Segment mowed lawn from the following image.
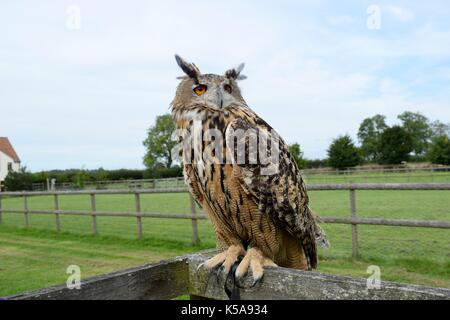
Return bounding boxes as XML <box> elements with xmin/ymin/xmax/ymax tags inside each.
<box><xmin>0</xmin><ymin>180</ymin><xmax>449</xmax><ymax>296</ymax></box>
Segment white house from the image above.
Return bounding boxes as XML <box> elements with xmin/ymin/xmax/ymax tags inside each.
<box><xmin>0</xmin><ymin>137</ymin><xmax>21</xmax><ymax>183</ymax></box>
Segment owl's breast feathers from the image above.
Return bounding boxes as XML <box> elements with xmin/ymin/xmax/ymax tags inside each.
<box><xmin>174</xmin><ymin>105</ymin><xmax>325</xmax><ymax>269</ymax></box>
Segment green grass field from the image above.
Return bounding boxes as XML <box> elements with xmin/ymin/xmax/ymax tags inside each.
<box><xmin>1</xmin><ymin>175</ymin><xmax>449</xmax><ymax>296</ymax></box>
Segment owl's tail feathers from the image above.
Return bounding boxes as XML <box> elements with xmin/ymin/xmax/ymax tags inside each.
<box><xmin>301</xmin><ymin>230</ymin><xmax>318</xmax><ymax>270</ymax></box>
<box><xmin>314</xmin><ymin>223</ymin><xmax>330</xmax><ymax>249</ymax></box>
<box><xmin>301</xmin><ymin>209</ymin><xmax>330</xmax><ymax>270</ymax></box>
<box><xmin>311</xmin><ymin>210</ymin><xmax>330</xmax><ymax>249</ymax></box>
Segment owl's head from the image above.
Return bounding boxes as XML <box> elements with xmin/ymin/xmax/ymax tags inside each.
<box><xmin>172</xmin><ymin>55</ymin><xmax>247</xmax><ymax>111</ymax></box>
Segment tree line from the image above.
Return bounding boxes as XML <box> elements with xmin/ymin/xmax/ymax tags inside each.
<box><xmin>143</xmin><ymin>112</ymin><xmax>450</xmax><ymax>172</ymax></box>
<box><xmin>4</xmin><ymin>111</ymin><xmax>449</xmax><ymax>191</ymax></box>
<box><xmin>2</xmin><ymin>167</ymin><xmax>183</xmax><ymax>191</ymax></box>
<box><xmin>289</xmin><ymin>111</ymin><xmax>450</xmax><ymax>169</ymax></box>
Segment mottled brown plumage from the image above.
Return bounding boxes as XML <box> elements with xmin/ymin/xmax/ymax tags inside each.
<box><xmin>171</xmin><ymin>55</ymin><xmax>328</xmax><ymax>282</ymax></box>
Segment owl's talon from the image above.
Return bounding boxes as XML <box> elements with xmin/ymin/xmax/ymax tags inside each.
<box><xmin>250</xmin><ymin>277</ymin><xmax>262</xmax><ymax>288</ymax></box>
<box><xmin>209</xmin><ymin>265</ymin><xmax>222</xmax><ymax>285</ymax></box>
<box><xmin>215</xmin><ymin>265</ymin><xmax>225</xmax><ymax>282</ymax></box>
<box><xmin>234</xmin><ymin>247</ymin><xmax>277</xmax><ymax>285</ymax></box>
<box><xmin>196</xmin><ymin>262</ymin><xmax>205</xmax><ymax>272</ymax></box>
<box><xmin>202</xmin><ymin>245</ymin><xmax>246</xmax><ymax>273</ymax></box>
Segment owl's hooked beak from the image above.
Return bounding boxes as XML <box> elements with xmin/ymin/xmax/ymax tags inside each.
<box><xmin>202</xmin><ymin>85</ymin><xmax>232</xmax><ymax>109</ymax></box>
<box><xmin>208</xmin><ymin>86</ymin><xmax>224</xmax><ymax>109</ymax></box>
<box><xmin>217</xmin><ymin>89</ymin><xmax>224</xmax><ymax>108</ymax></box>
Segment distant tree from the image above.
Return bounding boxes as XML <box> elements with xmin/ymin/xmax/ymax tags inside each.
<box><xmin>73</xmin><ymin>168</ymin><xmax>88</xmax><ymax>189</ymax></box>
<box><xmin>143</xmin><ymin>114</ymin><xmax>177</xmax><ymax>169</ymax></box>
<box><xmin>378</xmin><ymin>126</ymin><xmax>414</xmax><ymax>164</ymax></box>
<box><xmin>357</xmin><ymin>114</ymin><xmax>388</xmax><ymax>162</ymax></box>
<box><xmin>430</xmin><ymin>120</ymin><xmax>450</xmax><ymax>138</ymax></box>
<box><xmin>4</xmin><ymin>167</ymin><xmax>34</xmax><ymax>191</ymax></box>
<box><xmin>289</xmin><ymin>143</ymin><xmax>307</xmax><ymax>169</ymax></box>
<box><xmin>144</xmin><ymin>165</ymin><xmax>183</xmax><ymax>179</ymax></box>
<box><xmin>398</xmin><ymin>111</ymin><xmax>432</xmax><ymax>156</ymax></box>
<box><xmin>327</xmin><ymin>135</ymin><xmax>363</xmax><ymax>169</ymax></box>
<box><xmin>304</xmin><ymin>159</ymin><xmax>329</xmax><ymax>168</ymax></box>
<box><xmin>427</xmin><ymin>135</ymin><xmax>450</xmax><ymax>165</ymax></box>
<box><xmin>94</xmin><ymin>167</ymin><xmax>109</xmax><ymax>181</ymax></box>
<box><xmin>106</xmin><ymin>169</ymin><xmax>144</xmax><ymax>180</ymax></box>
<box><xmin>29</xmin><ymin>169</ymin><xmax>147</xmax><ymax>184</ymax></box>
<box><xmin>32</xmin><ymin>171</ymin><xmax>49</xmax><ymax>184</ymax></box>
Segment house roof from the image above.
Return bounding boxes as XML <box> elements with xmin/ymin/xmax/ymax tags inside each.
<box><xmin>0</xmin><ymin>137</ymin><xmax>21</xmax><ymax>162</ymax></box>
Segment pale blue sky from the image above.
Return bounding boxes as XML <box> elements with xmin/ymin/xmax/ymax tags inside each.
<box><xmin>1</xmin><ymin>1</ymin><xmax>449</xmax><ymax>171</ymax></box>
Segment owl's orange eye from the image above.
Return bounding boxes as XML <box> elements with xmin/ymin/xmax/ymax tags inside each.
<box><xmin>193</xmin><ymin>85</ymin><xmax>207</xmax><ymax>95</ymax></box>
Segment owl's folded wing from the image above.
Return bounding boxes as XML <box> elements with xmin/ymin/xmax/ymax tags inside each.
<box><xmin>225</xmin><ymin>117</ymin><xmax>319</xmax><ymax>268</ymax></box>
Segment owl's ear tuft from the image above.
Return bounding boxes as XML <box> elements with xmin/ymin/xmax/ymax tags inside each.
<box><xmin>174</xmin><ymin>54</ymin><xmax>200</xmax><ymax>82</ymax></box>
<box><xmin>225</xmin><ymin>63</ymin><xmax>247</xmax><ymax>80</ymax></box>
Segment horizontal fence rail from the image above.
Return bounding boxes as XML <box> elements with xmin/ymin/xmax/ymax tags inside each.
<box><xmin>307</xmin><ymin>183</ymin><xmax>450</xmax><ymax>190</ymax></box>
<box><xmin>31</xmin><ymin>177</ymin><xmax>187</xmax><ymax>192</ymax></box>
<box><xmin>321</xmin><ymin>217</ymin><xmax>450</xmax><ymax>228</ymax></box>
<box><xmin>0</xmin><ymin>183</ymin><xmax>449</xmax><ymax>253</ymax></box>
<box><xmin>301</xmin><ymin>165</ymin><xmax>450</xmax><ymax>175</ymax></box>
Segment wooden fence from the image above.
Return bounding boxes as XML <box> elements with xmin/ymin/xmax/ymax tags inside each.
<box><xmin>0</xmin><ymin>188</ymin><xmax>202</xmax><ymax>245</ymax></box>
<box><xmin>0</xmin><ymin>183</ymin><xmax>449</xmax><ymax>255</ymax></box>
<box><xmin>7</xmin><ymin>252</ymin><xmax>450</xmax><ymax>300</ymax></box>
<box><xmin>302</xmin><ymin>165</ymin><xmax>450</xmax><ymax>175</ymax></box>
<box><xmin>31</xmin><ymin>177</ymin><xmax>186</xmax><ymax>192</ymax></box>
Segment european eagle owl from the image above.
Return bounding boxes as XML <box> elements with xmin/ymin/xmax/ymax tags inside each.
<box><xmin>171</xmin><ymin>55</ymin><xmax>328</xmax><ymax>284</ymax></box>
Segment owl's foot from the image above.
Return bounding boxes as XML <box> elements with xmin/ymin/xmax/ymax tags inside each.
<box><xmin>235</xmin><ymin>247</ymin><xmax>277</xmax><ymax>286</ymax></box>
<box><xmin>201</xmin><ymin>244</ymin><xmax>246</xmax><ymax>274</ymax></box>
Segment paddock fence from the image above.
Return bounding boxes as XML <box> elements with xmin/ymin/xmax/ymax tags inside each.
<box><xmin>31</xmin><ymin>177</ymin><xmax>187</xmax><ymax>192</ymax></box>
<box><xmin>301</xmin><ymin>165</ymin><xmax>450</xmax><ymax>175</ymax></box>
<box><xmin>0</xmin><ymin>183</ymin><xmax>449</xmax><ymax>256</ymax></box>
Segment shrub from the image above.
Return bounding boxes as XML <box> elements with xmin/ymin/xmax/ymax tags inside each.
<box><xmin>428</xmin><ymin>135</ymin><xmax>450</xmax><ymax>165</ymax></box>
<box><xmin>327</xmin><ymin>135</ymin><xmax>363</xmax><ymax>169</ymax></box>
<box><xmin>378</xmin><ymin>126</ymin><xmax>414</xmax><ymax>164</ymax></box>
<box><xmin>4</xmin><ymin>167</ymin><xmax>34</xmax><ymax>191</ymax></box>
<box><xmin>144</xmin><ymin>166</ymin><xmax>183</xmax><ymax>179</ymax></box>
<box><xmin>303</xmin><ymin>159</ymin><xmax>329</xmax><ymax>169</ymax></box>
<box><xmin>289</xmin><ymin>143</ymin><xmax>307</xmax><ymax>169</ymax></box>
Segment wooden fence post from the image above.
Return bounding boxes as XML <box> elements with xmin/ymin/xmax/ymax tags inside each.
<box><xmin>190</xmin><ymin>194</ymin><xmax>200</xmax><ymax>246</ymax></box>
<box><xmin>0</xmin><ymin>195</ymin><xmax>3</xmax><ymax>224</ymax></box>
<box><xmin>135</xmin><ymin>193</ymin><xmax>143</xmax><ymax>240</ymax></box>
<box><xmin>90</xmin><ymin>193</ymin><xmax>98</xmax><ymax>235</ymax></box>
<box><xmin>350</xmin><ymin>188</ymin><xmax>358</xmax><ymax>258</ymax></box>
<box><xmin>54</xmin><ymin>194</ymin><xmax>61</xmax><ymax>232</ymax></box>
<box><xmin>24</xmin><ymin>194</ymin><xmax>29</xmax><ymax>227</ymax></box>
